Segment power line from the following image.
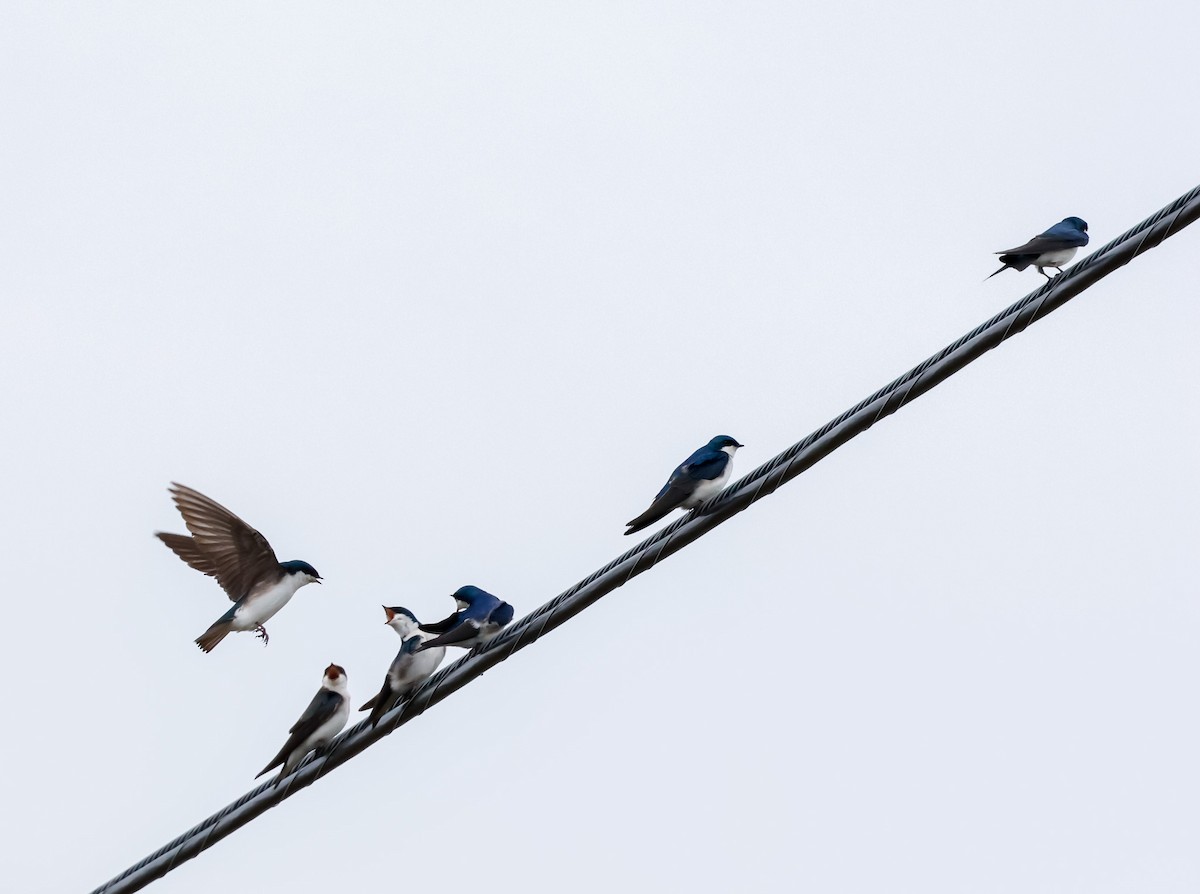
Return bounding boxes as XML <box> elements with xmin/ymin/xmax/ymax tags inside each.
<box><xmin>89</xmin><ymin>183</ymin><xmax>1200</xmax><ymax>894</ymax></box>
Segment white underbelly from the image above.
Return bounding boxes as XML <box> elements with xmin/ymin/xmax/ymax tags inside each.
<box><xmin>392</xmin><ymin>646</ymin><xmax>445</xmax><ymax>689</ymax></box>
<box><xmin>683</xmin><ymin>467</ymin><xmax>731</xmax><ymax>509</ymax></box>
<box><xmin>232</xmin><ymin>578</ymin><xmax>299</xmax><ymax>630</ymax></box>
<box><xmin>285</xmin><ymin>703</ymin><xmax>349</xmax><ymax>772</ymax></box>
<box><xmin>1036</xmin><ymin>247</ymin><xmax>1077</xmax><ymax>267</ymax></box>
<box><xmin>478</xmin><ymin>623</ymin><xmax>504</xmax><ymax>642</ymax></box>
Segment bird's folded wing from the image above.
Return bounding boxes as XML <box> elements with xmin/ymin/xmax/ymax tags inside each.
<box><xmin>420</xmin><ymin>619</ymin><xmax>483</xmax><ymax>649</ymax></box>
<box><xmin>682</xmin><ymin>451</ymin><xmax>730</xmax><ymax>481</ymax></box>
<box><xmin>489</xmin><ymin>602</ymin><xmax>515</xmax><ymax>628</ymax></box>
<box><xmin>626</xmin><ymin>484</ymin><xmax>690</xmax><ymax>532</ymax></box>
<box><xmin>257</xmin><ymin>688</ymin><xmax>344</xmax><ymax>777</ymax></box>
<box><xmin>287</xmin><ymin>688</ymin><xmax>344</xmax><ymax>737</ymax></box>
<box><xmin>999</xmin><ymin>232</ymin><xmax>1086</xmax><ymax>256</ymax></box>
<box><xmin>418</xmin><ymin>610</ymin><xmax>462</xmax><ymax>635</ymax></box>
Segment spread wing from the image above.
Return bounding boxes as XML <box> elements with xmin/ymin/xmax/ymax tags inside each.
<box><xmin>158</xmin><ymin>483</ymin><xmax>279</xmax><ymax>601</ymax></box>
<box><xmin>157</xmin><ymin>532</ymin><xmax>221</xmax><ymax>578</ymax></box>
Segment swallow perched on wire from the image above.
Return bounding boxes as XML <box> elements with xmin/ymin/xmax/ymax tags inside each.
<box><xmin>987</xmin><ymin>217</ymin><xmax>1089</xmax><ymax>281</ymax></box>
<box><xmin>256</xmin><ymin>663</ymin><xmax>350</xmax><ymax>781</ymax></box>
<box><xmin>156</xmin><ymin>482</ymin><xmax>323</xmax><ymax>652</ymax></box>
<box><xmin>359</xmin><ymin>606</ymin><xmax>447</xmax><ymax>727</ymax></box>
<box><xmin>624</xmin><ymin>435</ymin><xmax>743</xmax><ymax>536</ymax></box>
<box><xmin>417</xmin><ymin>586</ymin><xmax>514</xmax><ymax>653</ymax></box>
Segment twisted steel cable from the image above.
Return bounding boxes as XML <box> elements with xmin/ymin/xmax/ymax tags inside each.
<box><xmin>90</xmin><ymin>182</ymin><xmax>1200</xmax><ymax>894</ymax></box>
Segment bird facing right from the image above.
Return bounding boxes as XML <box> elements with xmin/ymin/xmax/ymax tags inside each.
<box><xmin>256</xmin><ymin>663</ymin><xmax>350</xmax><ymax>781</ymax></box>
<box><xmin>987</xmin><ymin>216</ymin><xmax>1089</xmax><ymax>281</ymax></box>
<box><xmin>624</xmin><ymin>435</ymin><xmax>743</xmax><ymax>536</ymax></box>
<box><xmin>417</xmin><ymin>586</ymin><xmax>515</xmax><ymax>653</ymax></box>
<box><xmin>155</xmin><ymin>483</ymin><xmax>323</xmax><ymax>652</ymax></box>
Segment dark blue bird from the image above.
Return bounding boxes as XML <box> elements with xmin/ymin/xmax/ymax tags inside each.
<box><xmin>417</xmin><ymin>586</ymin><xmax>515</xmax><ymax>653</ymax></box>
<box><xmin>624</xmin><ymin>435</ymin><xmax>743</xmax><ymax>536</ymax></box>
<box><xmin>988</xmin><ymin>216</ymin><xmax>1089</xmax><ymax>281</ymax></box>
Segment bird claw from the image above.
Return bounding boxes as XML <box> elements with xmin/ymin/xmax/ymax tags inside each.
<box><xmin>255</xmin><ymin>625</ymin><xmax>270</xmax><ymax>646</ymax></box>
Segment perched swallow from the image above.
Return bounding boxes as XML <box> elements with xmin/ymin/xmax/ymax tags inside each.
<box><xmin>359</xmin><ymin>606</ymin><xmax>447</xmax><ymax>727</ymax></box>
<box><xmin>256</xmin><ymin>663</ymin><xmax>350</xmax><ymax>780</ymax></box>
<box><xmin>417</xmin><ymin>586</ymin><xmax>515</xmax><ymax>652</ymax></box>
<box><xmin>156</xmin><ymin>482</ymin><xmax>323</xmax><ymax>652</ymax></box>
<box><xmin>625</xmin><ymin>435</ymin><xmax>743</xmax><ymax>535</ymax></box>
<box><xmin>987</xmin><ymin>217</ymin><xmax>1089</xmax><ymax>281</ymax></box>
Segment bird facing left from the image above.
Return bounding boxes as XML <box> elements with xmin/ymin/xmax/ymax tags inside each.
<box><xmin>155</xmin><ymin>482</ymin><xmax>323</xmax><ymax>652</ymax></box>
<box><xmin>359</xmin><ymin>606</ymin><xmax>447</xmax><ymax>728</ymax></box>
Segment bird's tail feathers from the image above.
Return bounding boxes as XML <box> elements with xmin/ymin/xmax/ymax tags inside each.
<box><xmin>195</xmin><ymin>620</ymin><xmax>231</xmax><ymax>653</ymax></box>
<box><xmin>255</xmin><ymin>755</ymin><xmax>284</xmax><ymax>779</ymax></box>
<box><xmin>371</xmin><ymin>684</ymin><xmax>419</xmax><ymax>727</ymax></box>
<box><xmin>367</xmin><ymin>693</ymin><xmax>397</xmax><ymax>728</ymax></box>
<box><xmin>985</xmin><ymin>263</ymin><xmax>1008</xmax><ymax>280</ymax></box>
<box><xmin>361</xmin><ymin>686</ymin><xmax>401</xmax><ymax>726</ymax></box>
<box><xmin>624</xmin><ymin>507</ymin><xmax>667</xmax><ymax>536</ymax></box>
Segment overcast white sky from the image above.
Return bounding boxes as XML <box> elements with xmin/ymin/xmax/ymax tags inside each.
<box><xmin>3</xmin><ymin>3</ymin><xmax>1199</xmax><ymax>892</ymax></box>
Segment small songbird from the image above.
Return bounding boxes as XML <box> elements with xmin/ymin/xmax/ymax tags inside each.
<box><xmin>256</xmin><ymin>663</ymin><xmax>350</xmax><ymax>780</ymax></box>
<box><xmin>625</xmin><ymin>435</ymin><xmax>743</xmax><ymax>536</ymax></box>
<box><xmin>987</xmin><ymin>217</ymin><xmax>1089</xmax><ymax>281</ymax></box>
<box><xmin>359</xmin><ymin>606</ymin><xmax>447</xmax><ymax>727</ymax></box>
<box><xmin>156</xmin><ymin>482</ymin><xmax>323</xmax><ymax>652</ymax></box>
<box><xmin>417</xmin><ymin>586</ymin><xmax>515</xmax><ymax>652</ymax></box>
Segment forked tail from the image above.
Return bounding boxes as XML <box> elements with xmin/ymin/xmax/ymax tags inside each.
<box><xmin>195</xmin><ymin>620</ymin><xmax>231</xmax><ymax>653</ymax></box>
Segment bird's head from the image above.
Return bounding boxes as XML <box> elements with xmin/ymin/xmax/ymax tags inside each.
<box><xmin>1063</xmin><ymin>217</ymin><xmax>1088</xmax><ymax>232</ymax></box>
<box><xmin>280</xmin><ymin>560</ymin><xmax>322</xmax><ymax>586</ymax></box>
<box><xmin>451</xmin><ymin>585</ymin><xmax>488</xmax><ymax>609</ymax></box>
<box><xmin>383</xmin><ymin>605</ymin><xmax>419</xmax><ymax>635</ymax></box>
<box><xmin>323</xmin><ymin>663</ymin><xmax>348</xmax><ymax>690</ymax></box>
<box><xmin>707</xmin><ymin>435</ymin><xmax>744</xmax><ymax>454</ymax></box>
